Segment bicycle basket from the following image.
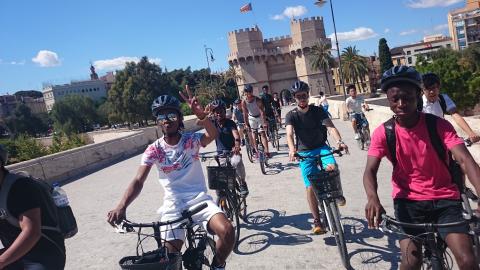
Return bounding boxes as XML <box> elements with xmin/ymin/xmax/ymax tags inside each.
<box><xmin>307</xmin><ymin>169</ymin><xmax>343</xmax><ymax>200</ymax></box>
<box><xmin>207</xmin><ymin>166</ymin><xmax>236</xmax><ymax>190</ymax></box>
<box><xmin>119</xmin><ymin>251</ymin><xmax>181</xmax><ymax>270</ymax></box>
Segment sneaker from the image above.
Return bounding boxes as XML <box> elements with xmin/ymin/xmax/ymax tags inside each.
<box><xmin>211</xmin><ymin>262</ymin><xmax>226</xmax><ymax>270</ymax></box>
<box><xmin>337</xmin><ymin>196</ymin><xmax>346</xmax><ymax>207</ymax></box>
<box><xmin>239</xmin><ymin>184</ymin><xmax>249</xmax><ymax>197</ymax></box>
<box><xmin>312</xmin><ymin>218</ymin><xmax>327</xmax><ymax>235</ymax></box>
<box><xmin>354</xmin><ymin>133</ymin><xmax>360</xmax><ymax>140</ymax></box>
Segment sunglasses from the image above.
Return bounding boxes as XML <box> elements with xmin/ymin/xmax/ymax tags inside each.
<box><xmin>156</xmin><ymin>112</ymin><xmax>178</xmax><ymax>123</ymax></box>
<box><xmin>294</xmin><ymin>93</ymin><xmax>309</xmax><ymax>100</ymax></box>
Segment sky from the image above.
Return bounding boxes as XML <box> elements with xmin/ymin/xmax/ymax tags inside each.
<box><xmin>0</xmin><ymin>0</ymin><xmax>466</xmax><ymax>94</ymax></box>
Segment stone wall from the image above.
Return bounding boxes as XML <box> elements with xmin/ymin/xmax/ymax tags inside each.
<box><xmin>6</xmin><ymin>115</ymin><xmax>201</xmax><ymax>184</ymax></box>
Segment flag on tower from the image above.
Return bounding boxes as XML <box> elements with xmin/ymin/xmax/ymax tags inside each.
<box><xmin>240</xmin><ymin>3</ymin><xmax>252</xmax><ymax>13</ymax></box>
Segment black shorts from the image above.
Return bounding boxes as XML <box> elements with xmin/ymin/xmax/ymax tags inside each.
<box><xmin>393</xmin><ymin>199</ymin><xmax>468</xmax><ymax>240</ymax></box>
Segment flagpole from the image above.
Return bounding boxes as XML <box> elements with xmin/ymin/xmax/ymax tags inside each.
<box><xmin>250</xmin><ymin>3</ymin><xmax>258</xmax><ymax>27</ymax></box>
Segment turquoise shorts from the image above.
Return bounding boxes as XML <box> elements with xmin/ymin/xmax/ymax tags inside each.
<box><xmin>298</xmin><ymin>145</ymin><xmax>336</xmax><ymax>188</ymax></box>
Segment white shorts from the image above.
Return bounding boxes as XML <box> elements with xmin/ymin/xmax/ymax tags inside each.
<box><xmin>248</xmin><ymin>115</ymin><xmax>265</xmax><ymax>132</ymax></box>
<box><xmin>159</xmin><ymin>195</ymin><xmax>223</xmax><ymax>242</ymax></box>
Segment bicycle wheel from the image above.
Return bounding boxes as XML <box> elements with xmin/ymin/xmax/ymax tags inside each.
<box><xmin>219</xmin><ymin>195</ymin><xmax>241</xmax><ymax>246</ymax></box>
<box><xmin>362</xmin><ymin>127</ymin><xmax>371</xmax><ymax>148</ymax></box>
<box><xmin>235</xmin><ymin>183</ymin><xmax>248</xmax><ymax>222</ymax></box>
<box><xmin>326</xmin><ymin>200</ymin><xmax>349</xmax><ymax>268</ymax></box>
<box><xmin>274</xmin><ymin>126</ymin><xmax>280</xmax><ymax>151</ymax></box>
<box><xmin>201</xmin><ymin>236</ymin><xmax>216</xmax><ymax>270</ymax></box>
<box><xmin>245</xmin><ymin>137</ymin><xmax>254</xmax><ymax>163</ymax></box>
<box><xmin>259</xmin><ymin>151</ymin><xmax>267</xmax><ymax>175</ymax></box>
<box><xmin>183</xmin><ymin>234</ymin><xmax>216</xmax><ymax>270</ymax></box>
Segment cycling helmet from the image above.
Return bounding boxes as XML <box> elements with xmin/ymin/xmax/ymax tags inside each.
<box><xmin>422</xmin><ymin>72</ymin><xmax>441</xmax><ymax>88</ymax></box>
<box><xmin>244</xmin><ymin>84</ymin><xmax>253</xmax><ymax>93</ymax></box>
<box><xmin>290</xmin><ymin>80</ymin><xmax>309</xmax><ymax>94</ymax></box>
<box><xmin>0</xmin><ymin>144</ymin><xmax>8</xmax><ymax>166</ymax></box>
<box><xmin>151</xmin><ymin>95</ymin><xmax>181</xmax><ymax>117</ymax></box>
<box><xmin>234</xmin><ymin>98</ymin><xmax>241</xmax><ymax>104</ymax></box>
<box><xmin>380</xmin><ymin>65</ymin><xmax>422</xmax><ymax>92</ymax></box>
<box><xmin>210</xmin><ymin>99</ymin><xmax>226</xmax><ymax>110</ymax></box>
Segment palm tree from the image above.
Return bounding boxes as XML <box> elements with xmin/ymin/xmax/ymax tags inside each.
<box><xmin>341</xmin><ymin>46</ymin><xmax>369</xmax><ymax>92</ymax></box>
<box><xmin>309</xmin><ymin>41</ymin><xmax>335</xmax><ymax>94</ymax></box>
<box><xmin>223</xmin><ymin>66</ymin><xmax>243</xmax><ymax>98</ymax></box>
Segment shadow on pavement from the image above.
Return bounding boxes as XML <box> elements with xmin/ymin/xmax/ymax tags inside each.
<box><xmin>234</xmin><ymin>209</ymin><xmax>313</xmax><ymax>255</ymax></box>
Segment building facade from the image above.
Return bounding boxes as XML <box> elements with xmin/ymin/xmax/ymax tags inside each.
<box><xmin>331</xmin><ymin>55</ymin><xmax>380</xmax><ymax>94</ymax></box>
<box><xmin>390</xmin><ymin>35</ymin><xmax>454</xmax><ymax>67</ymax></box>
<box><xmin>227</xmin><ymin>17</ymin><xmax>335</xmax><ymax>97</ymax></box>
<box><xmin>448</xmin><ymin>0</ymin><xmax>480</xmax><ymax>50</ymax></box>
<box><xmin>0</xmin><ymin>95</ymin><xmax>46</xmax><ymax>118</ymax></box>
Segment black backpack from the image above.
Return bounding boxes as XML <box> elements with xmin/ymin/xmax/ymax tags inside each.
<box><xmin>384</xmin><ymin>113</ymin><xmax>464</xmax><ymax>189</ymax></box>
<box><xmin>0</xmin><ymin>172</ymin><xmax>78</xmax><ymax>240</ymax></box>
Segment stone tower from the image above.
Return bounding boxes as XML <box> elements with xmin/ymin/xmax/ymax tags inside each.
<box><xmin>227</xmin><ymin>16</ymin><xmax>335</xmax><ymax>97</ymax></box>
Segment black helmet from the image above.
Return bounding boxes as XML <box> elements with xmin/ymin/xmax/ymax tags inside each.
<box><xmin>380</xmin><ymin>66</ymin><xmax>422</xmax><ymax>92</ymax></box>
<box><xmin>0</xmin><ymin>144</ymin><xmax>8</xmax><ymax>166</ymax></box>
<box><xmin>291</xmin><ymin>80</ymin><xmax>309</xmax><ymax>94</ymax></box>
<box><xmin>234</xmin><ymin>98</ymin><xmax>241</xmax><ymax>104</ymax></box>
<box><xmin>244</xmin><ymin>84</ymin><xmax>253</xmax><ymax>92</ymax></box>
<box><xmin>210</xmin><ymin>99</ymin><xmax>226</xmax><ymax>110</ymax></box>
<box><xmin>422</xmin><ymin>72</ymin><xmax>441</xmax><ymax>88</ymax></box>
<box><xmin>151</xmin><ymin>95</ymin><xmax>181</xmax><ymax>117</ymax></box>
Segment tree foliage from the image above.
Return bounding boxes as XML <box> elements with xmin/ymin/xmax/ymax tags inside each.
<box><xmin>6</xmin><ymin>103</ymin><xmax>48</xmax><ymax>137</ymax></box>
<box><xmin>50</xmin><ymin>95</ymin><xmax>98</xmax><ymax>134</ymax></box>
<box><xmin>378</xmin><ymin>38</ymin><xmax>394</xmax><ymax>74</ymax></box>
<box><xmin>341</xmin><ymin>46</ymin><xmax>369</xmax><ymax>92</ymax></box>
<box><xmin>416</xmin><ymin>46</ymin><xmax>480</xmax><ymax>111</ymax></box>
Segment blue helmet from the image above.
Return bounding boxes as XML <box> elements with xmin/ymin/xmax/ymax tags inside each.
<box><xmin>151</xmin><ymin>95</ymin><xmax>181</xmax><ymax>117</ymax></box>
<box><xmin>380</xmin><ymin>66</ymin><xmax>422</xmax><ymax>92</ymax></box>
<box><xmin>210</xmin><ymin>99</ymin><xmax>226</xmax><ymax>110</ymax></box>
<box><xmin>244</xmin><ymin>84</ymin><xmax>253</xmax><ymax>92</ymax></box>
<box><xmin>290</xmin><ymin>80</ymin><xmax>309</xmax><ymax>94</ymax></box>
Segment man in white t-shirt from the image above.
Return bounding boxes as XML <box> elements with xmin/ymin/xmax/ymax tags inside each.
<box><xmin>345</xmin><ymin>85</ymin><xmax>370</xmax><ymax>140</ymax></box>
<box><xmin>107</xmin><ymin>86</ymin><xmax>233</xmax><ymax>270</ymax></box>
<box><xmin>422</xmin><ymin>72</ymin><xmax>480</xmax><ymax>143</ymax></box>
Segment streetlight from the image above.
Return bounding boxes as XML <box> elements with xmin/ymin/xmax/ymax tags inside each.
<box><xmin>314</xmin><ymin>0</ymin><xmax>347</xmax><ymax>101</ymax></box>
<box><xmin>204</xmin><ymin>45</ymin><xmax>215</xmax><ymax>82</ymax></box>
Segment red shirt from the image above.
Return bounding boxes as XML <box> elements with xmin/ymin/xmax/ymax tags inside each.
<box><xmin>368</xmin><ymin>113</ymin><xmax>464</xmax><ymax>200</ymax></box>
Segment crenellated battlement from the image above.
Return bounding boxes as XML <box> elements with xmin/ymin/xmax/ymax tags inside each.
<box><xmin>290</xmin><ymin>16</ymin><xmax>323</xmax><ymax>24</ymax></box>
<box><xmin>228</xmin><ymin>26</ymin><xmax>261</xmax><ymax>36</ymax></box>
<box><xmin>263</xmin><ymin>35</ymin><xmax>292</xmax><ymax>43</ymax></box>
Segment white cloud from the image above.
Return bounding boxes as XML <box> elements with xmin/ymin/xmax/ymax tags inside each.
<box><xmin>94</xmin><ymin>56</ymin><xmax>162</xmax><ymax>70</ymax></box>
<box><xmin>10</xmin><ymin>60</ymin><xmax>25</xmax><ymax>65</ymax></box>
<box><xmin>406</xmin><ymin>0</ymin><xmax>462</xmax><ymax>8</ymax></box>
<box><xmin>384</xmin><ymin>28</ymin><xmax>391</xmax><ymax>33</ymax></box>
<box><xmin>400</xmin><ymin>29</ymin><xmax>418</xmax><ymax>36</ymax></box>
<box><xmin>32</xmin><ymin>50</ymin><xmax>61</xmax><ymax>67</ymax></box>
<box><xmin>433</xmin><ymin>23</ymin><xmax>449</xmax><ymax>31</ymax></box>
<box><xmin>271</xmin><ymin>5</ymin><xmax>307</xmax><ymax>20</ymax></box>
<box><xmin>328</xmin><ymin>27</ymin><xmax>378</xmax><ymax>42</ymax></box>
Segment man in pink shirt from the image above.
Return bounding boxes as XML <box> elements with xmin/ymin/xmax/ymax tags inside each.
<box><xmin>363</xmin><ymin>66</ymin><xmax>480</xmax><ymax>270</ymax></box>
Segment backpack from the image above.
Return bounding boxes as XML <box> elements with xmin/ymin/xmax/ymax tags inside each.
<box><xmin>0</xmin><ymin>172</ymin><xmax>78</xmax><ymax>240</ymax></box>
<box><xmin>384</xmin><ymin>113</ymin><xmax>464</xmax><ymax>189</ymax></box>
<box><xmin>438</xmin><ymin>94</ymin><xmax>448</xmax><ymax>115</ymax></box>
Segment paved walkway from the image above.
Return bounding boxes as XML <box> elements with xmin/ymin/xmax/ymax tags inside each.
<box><xmin>63</xmin><ymin>106</ymin><xmax>406</xmax><ymax>269</ymax></box>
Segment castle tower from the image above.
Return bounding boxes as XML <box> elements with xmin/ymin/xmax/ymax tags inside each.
<box><xmin>290</xmin><ymin>17</ymin><xmax>334</xmax><ymax>96</ymax></box>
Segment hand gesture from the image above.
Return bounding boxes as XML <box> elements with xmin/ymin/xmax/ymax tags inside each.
<box><xmin>179</xmin><ymin>85</ymin><xmax>207</xmax><ymax>120</ymax></box>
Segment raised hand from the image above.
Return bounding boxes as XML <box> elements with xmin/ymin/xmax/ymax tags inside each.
<box><xmin>179</xmin><ymin>85</ymin><xmax>207</xmax><ymax>120</ymax></box>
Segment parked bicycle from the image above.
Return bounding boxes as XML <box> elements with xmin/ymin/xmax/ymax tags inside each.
<box><xmin>116</xmin><ymin>202</ymin><xmax>216</xmax><ymax>270</ymax></box>
<box><xmin>295</xmin><ymin>148</ymin><xmax>350</xmax><ymax>268</ymax></box>
<box><xmin>201</xmin><ymin>152</ymin><xmax>246</xmax><ymax>246</ymax></box>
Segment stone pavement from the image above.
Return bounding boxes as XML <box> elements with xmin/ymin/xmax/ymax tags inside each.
<box><xmin>62</xmin><ymin>106</ymin><xmax>409</xmax><ymax>269</ymax></box>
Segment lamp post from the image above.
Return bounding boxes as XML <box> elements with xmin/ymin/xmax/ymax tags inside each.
<box><xmin>204</xmin><ymin>45</ymin><xmax>215</xmax><ymax>83</ymax></box>
<box><xmin>314</xmin><ymin>0</ymin><xmax>347</xmax><ymax>101</ymax></box>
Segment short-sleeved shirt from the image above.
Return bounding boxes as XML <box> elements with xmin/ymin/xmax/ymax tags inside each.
<box><xmin>261</xmin><ymin>93</ymin><xmax>275</xmax><ymax>117</ymax></box>
<box><xmin>232</xmin><ymin>107</ymin><xmax>244</xmax><ymax>123</ymax></box>
<box><xmin>0</xmin><ymin>176</ymin><xmax>65</xmax><ymax>261</ymax></box>
<box><xmin>141</xmin><ymin>132</ymin><xmax>206</xmax><ymax>203</ymax></box>
<box><xmin>346</xmin><ymin>96</ymin><xmax>364</xmax><ymax>113</ymax></box>
<box><xmin>214</xmin><ymin>119</ymin><xmax>237</xmax><ymax>152</ymax></box>
<box><xmin>368</xmin><ymin>113</ymin><xmax>464</xmax><ymax>201</ymax></box>
<box><xmin>422</xmin><ymin>94</ymin><xmax>456</xmax><ymax>118</ymax></box>
<box><xmin>285</xmin><ymin>105</ymin><xmax>329</xmax><ymax>151</ymax></box>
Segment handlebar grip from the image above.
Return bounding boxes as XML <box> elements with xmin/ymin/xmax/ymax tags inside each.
<box><xmin>182</xmin><ymin>202</ymin><xmax>208</xmax><ymax>218</ymax></box>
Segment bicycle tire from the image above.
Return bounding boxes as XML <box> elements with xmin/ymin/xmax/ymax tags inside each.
<box><xmin>219</xmin><ymin>195</ymin><xmax>241</xmax><ymax>247</ymax></box>
<box><xmin>327</xmin><ymin>200</ymin><xmax>350</xmax><ymax>269</ymax></box>
<box><xmin>201</xmin><ymin>236</ymin><xmax>216</xmax><ymax>270</ymax></box>
<box><xmin>245</xmin><ymin>139</ymin><xmax>254</xmax><ymax>163</ymax></box>
<box><xmin>235</xmin><ymin>182</ymin><xmax>248</xmax><ymax>222</ymax></box>
<box><xmin>259</xmin><ymin>151</ymin><xmax>267</xmax><ymax>175</ymax></box>
<box><xmin>274</xmin><ymin>126</ymin><xmax>280</xmax><ymax>151</ymax></box>
<box><xmin>362</xmin><ymin>127</ymin><xmax>371</xmax><ymax>149</ymax></box>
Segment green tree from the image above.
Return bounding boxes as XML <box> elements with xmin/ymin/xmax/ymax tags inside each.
<box><xmin>50</xmin><ymin>95</ymin><xmax>98</xmax><ymax>134</ymax></box>
<box><xmin>309</xmin><ymin>41</ymin><xmax>335</xmax><ymax>94</ymax></box>
<box><xmin>341</xmin><ymin>46</ymin><xmax>369</xmax><ymax>92</ymax></box>
<box><xmin>378</xmin><ymin>38</ymin><xmax>394</xmax><ymax>73</ymax></box>
<box><xmin>6</xmin><ymin>103</ymin><xmax>48</xmax><ymax>137</ymax></box>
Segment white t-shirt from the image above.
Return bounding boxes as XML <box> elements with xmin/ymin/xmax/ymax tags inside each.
<box><xmin>346</xmin><ymin>96</ymin><xmax>364</xmax><ymax>113</ymax></box>
<box><xmin>422</xmin><ymin>94</ymin><xmax>456</xmax><ymax>118</ymax></box>
<box><xmin>141</xmin><ymin>132</ymin><xmax>207</xmax><ymax>207</ymax></box>
<box><xmin>317</xmin><ymin>96</ymin><xmax>328</xmax><ymax>107</ymax></box>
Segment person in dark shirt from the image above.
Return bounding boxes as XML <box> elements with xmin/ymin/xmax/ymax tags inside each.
<box><xmin>0</xmin><ymin>145</ymin><xmax>65</xmax><ymax>270</ymax></box>
<box><xmin>210</xmin><ymin>100</ymin><xmax>249</xmax><ymax>196</ymax></box>
<box><xmin>272</xmin><ymin>93</ymin><xmax>282</xmax><ymax>126</ymax></box>
<box><xmin>286</xmin><ymin>81</ymin><xmax>349</xmax><ymax>235</ymax></box>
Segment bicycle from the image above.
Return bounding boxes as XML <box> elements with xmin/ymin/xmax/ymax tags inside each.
<box><xmin>243</xmin><ymin>128</ymin><xmax>255</xmax><ymax>164</ymax></box>
<box><xmin>201</xmin><ymin>151</ymin><xmax>247</xmax><ymax>246</ymax></box>
<box><xmin>251</xmin><ymin>127</ymin><xmax>269</xmax><ymax>175</ymax></box>
<box><xmin>117</xmin><ymin>202</ymin><xmax>216</xmax><ymax>270</ymax></box>
<box><xmin>380</xmin><ymin>212</ymin><xmax>479</xmax><ymax>270</ymax></box>
<box><xmin>352</xmin><ymin>111</ymin><xmax>371</xmax><ymax>150</ymax></box>
<box><xmin>295</xmin><ymin>149</ymin><xmax>350</xmax><ymax>269</ymax></box>
<box><xmin>266</xmin><ymin>116</ymin><xmax>280</xmax><ymax>151</ymax></box>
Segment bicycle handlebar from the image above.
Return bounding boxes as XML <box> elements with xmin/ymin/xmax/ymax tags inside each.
<box><xmin>121</xmin><ymin>202</ymin><xmax>208</xmax><ymax>230</ymax></box>
<box><xmin>294</xmin><ymin>148</ymin><xmax>344</xmax><ymax>160</ymax></box>
<box><xmin>380</xmin><ymin>213</ymin><xmax>477</xmax><ymax>230</ymax></box>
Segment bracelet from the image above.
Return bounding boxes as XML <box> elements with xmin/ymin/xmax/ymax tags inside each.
<box><xmin>337</xmin><ymin>140</ymin><xmax>345</xmax><ymax>145</ymax></box>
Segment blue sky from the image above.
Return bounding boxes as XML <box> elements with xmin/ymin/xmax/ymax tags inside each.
<box><xmin>0</xmin><ymin>0</ymin><xmax>465</xmax><ymax>94</ymax></box>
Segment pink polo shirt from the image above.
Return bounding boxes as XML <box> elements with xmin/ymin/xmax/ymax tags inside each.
<box><xmin>368</xmin><ymin>113</ymin><xmax>464</xmax><ymax>200</ymax></box>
